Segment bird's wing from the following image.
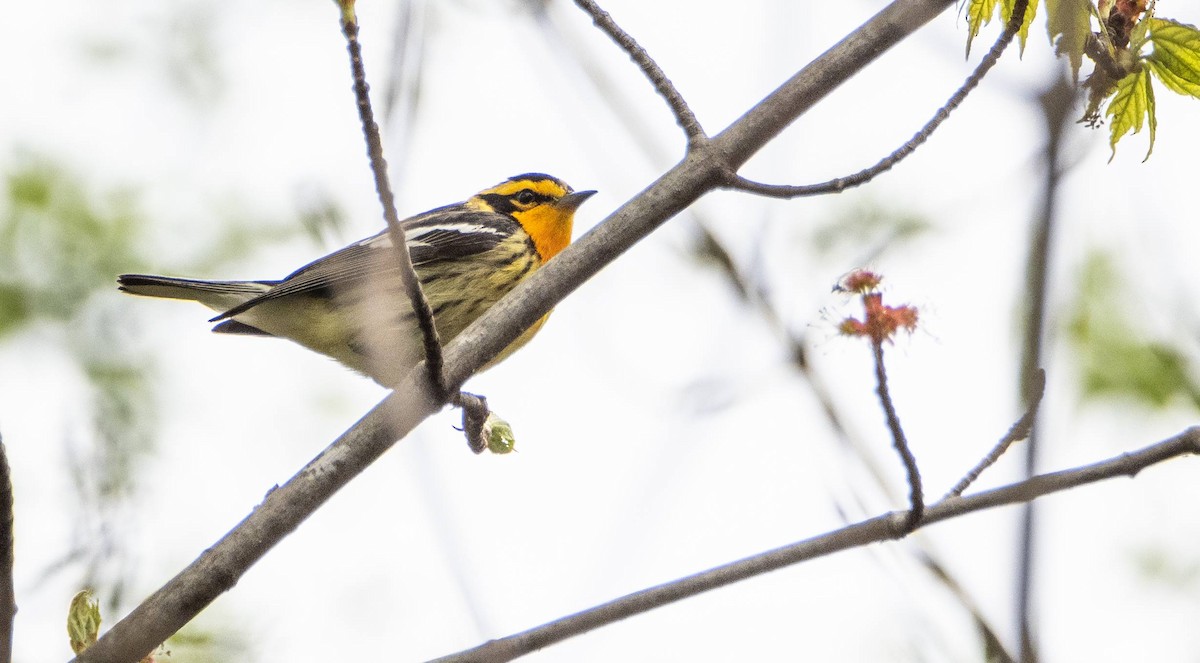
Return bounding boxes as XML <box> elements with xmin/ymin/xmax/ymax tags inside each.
<box><xmin>209</xmin><ymin>207</ymin><xmax>520</xmax><ymax>322</ymax></box>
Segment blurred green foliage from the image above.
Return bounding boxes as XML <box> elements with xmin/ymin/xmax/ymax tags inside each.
<box><xmin>2</xmin><ymin>154</ymin><xmax>155</xmax><ymax>496</ymax></box>
<box><xmin>1067</xmin><ymin>252</ymin><xmax>1200</xmax><ymax>409</ymax></box>
<box><xmin>161</xmin><ymin>2</ymin><xmax>224</xmax><ymax>107</ymax></box>
<box><xmin>164</xmin><ymin>622</ymin><xmax>250</xmax><ymax>663</ymax></box>
<box><xmin>1</xmin><ymin>155</ymin><xmax>159</xmax><ymax>614</ymax></box>
<box><xmin>0</xmin><ymin>156</ymin><xmax>144</xmax><ymax>332</ymax></box>
<box><xmin>1</xmin><ymin>153</ymin><xmax>321</xmax><ymax>659</ymax></box>
<box><xmin>1132</xmin><ymin>545</ymin><xmax>1200</xmax><ymax>588</ymax></box>
<box><xmin>810</xmin><ymin>201</ymin><xmax>932</xmax><ymax>266</ymax></box>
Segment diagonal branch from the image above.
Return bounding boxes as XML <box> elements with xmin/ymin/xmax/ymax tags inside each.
<box><xmin>572</xmin><ymin>0</ymin><xmax>707</xmax><ymax>146</ymax></box>
<box><xmin>945</xmin><ymin>368</ymin><xmax>1047</xmax><ymax>499</ymax></box>
<box><xmin>430</xmin><ymin>427</ymin><xmax>1200</xmax><ymax>663</ymax></box>
<box><xmin>698</xmin><ymin>219</ymin><xmax>1013</xmax><ymax>658</ymax></box>
<box><xmin>725</xmin><ymin>0</ymin><xmax>1032</xmax><ymax>198</ymax></box>
<box><xmin>917</xmin><ymin>552</ymin><xmax>1018</xmax><ymax>663</ymax></box>
<box><xmin>443</xmin><ymin>0</ymin><xmax>958</xmax><ymax>390</ymax></box>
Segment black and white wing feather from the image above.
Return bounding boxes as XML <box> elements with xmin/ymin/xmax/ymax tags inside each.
<box><xmin>210</xmin><ymin>207</ymin><xmax>519</xmax><ymax>322</ymax></box>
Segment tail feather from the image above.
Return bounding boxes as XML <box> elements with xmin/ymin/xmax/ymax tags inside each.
<box><xmin>118</xmin><ymin>274</ymin><xmax>278</xmax><ymax>313</ymax></box>
<box><xmin>211</xmin><ymin>319</ymin><xmax>275</xmax><ymax>336</ymax></box>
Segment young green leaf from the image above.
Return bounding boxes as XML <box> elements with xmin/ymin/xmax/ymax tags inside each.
<box><xmin>966</xmin><ymin>0</ymin><xmax>1002</xmax><ymax>57</ymax></box>
<box><xmin>1105</xmin><ymin>65</ymin><xmax>1156</xmax><ymax>160</ymax></box>
<box><xmin>1046</xmin><ymin>0</ymin><xmax>1094</xmax><ymax>79</ymax></box>
<box><xmin>483</xmin><ymin>412</ymin><xmax>517</xmax><ymax>454</ymax></box>
<box><xmin>67</xmin><ymin>590</ymin><xmax>102</xmax><ymax>655</ymax></box>
<box><xmin>1146</xmin><ymin>18</ymin><xmax>1200</xmax><ymax>98</ymax></box>
<box><xmin>965</xmin><ymin>0</ymin><xmax>1041</xmax><ymax>56</ymax></box>
<box><xmin>1148</xmin><ymin>58</ymin><xmax>1200</xmax><ymax>96</ymax></box>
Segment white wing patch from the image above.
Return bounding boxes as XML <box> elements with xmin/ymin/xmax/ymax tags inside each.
<box><xmin>356</xmin><ymin>224</ymin><xmax>508</xmax><ymax>250</ymax></box>
<box><xmin>408</xmin><ymin>223</ymin><xmax>508</xmax><ymax>239</ymax></box>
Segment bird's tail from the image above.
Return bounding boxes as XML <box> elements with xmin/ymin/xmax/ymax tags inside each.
<box><xmin>118</xmin><ymin>274</ymin><xmax>277</xmax><ymax>313</ymax></box>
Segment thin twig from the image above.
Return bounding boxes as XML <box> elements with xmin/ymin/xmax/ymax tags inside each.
<box><xmin>945</xmin><ymin>368</ymin><xmax>1047</xmax><ymax>499</ymax></box>
<box><xmin>556</xmin><ymin>2</ymin><xmax>923</xmax><ymax>512</ymax></box>
<box><xmin>872</xmin><ymin>341</ymin><xmax>923</xmax><ymax>532</ymax></box>
<box><xmin>0</xmin><ymin>434</ymin><xmax>13</xmax><ymax>663</ymax></box>
<box><xmin>571</xmin><ymin>0</ymin><xmax>707</xmax><ymax>147</ymax></box>
<box><xmin>694</xmin><ymin>221</ymin><xmax>918</xmax><ymax>509</ymax></box>
<box><xmin>917</xmin><ymin>552</ymin><xmax>1018</xmax><ymax>663</ymax></box>
<box><xmin>724</xmin><ymin>0</ymin><xmax>1032</xmax><ymax>199</ymax></box>
<box><xmin>698</xmin><ymin>220</ymin><xmax>1015</xmax><ymax>657</ymax></box>
<box><xmin>341</xmin><ymin>12</ymin><xmax>447</xmax><ymax>398</ymax></box>
<box><xmin>430</xmin><ymin>427</ymin><xmax>1200</xmax><ymax>663</ymax></box>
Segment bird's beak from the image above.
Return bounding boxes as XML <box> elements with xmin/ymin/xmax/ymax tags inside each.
<box><xmin>557</xmin><ymin>190</ymin><xmax>597</xmax><ymax>212</ymax></box>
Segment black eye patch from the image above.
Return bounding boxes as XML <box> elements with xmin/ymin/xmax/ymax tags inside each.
<box><xmin>479</xmin><ymin>189</ymin><xmax>555</xmax><ymax>214</ymax></box>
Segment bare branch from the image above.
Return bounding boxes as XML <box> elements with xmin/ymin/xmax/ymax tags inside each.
<box><xmin>341</xmin><ymin>12</ymin><xmax>447</xmax><ymax>398</ymax></box>
<box><xmin>72</xmin><ymin>382</ymin><xmax>443</xmax><ymax>663</ymax></box>
<box><xmin>443</xmin><ymin>0</ymin><xmax>958</xmax><ymax>389</ymax></box>
<box><xmin>430</xmin><ymin>427</ymin><xmax>1200</xmax><ymax>663</ymax></box>
<box><xmin>699</xmin><ymin>216</ymin><xmax>1016</xmax><ymax>658</ymax></box>
<box><xmin>872</xmin><ymin>341</ymin><xmax>923</xmax><ymax>532</ymax></box>
<box><xmin>917</xmin><ymin>552</ymin><xmax>1018</xmax><ymax>663</ymax></box>
<box><xmin>945</xmin><ymin>368</ymin><xmax>1047</xmax><ymax>499</ymax></box>
<box><xmin>724</xmin><ymin>0</ymin><xmax>1031</xmax><ymax>199</ymax></box>
<box><xmin>0</xmin><ymin>434</ymin><xmax>13</xmax><ymax>663</ymax></box>
<box><xmin>572</xmin><ymin>0</ymin><xmax>707</xmax><ymax>146</ymax></box>
<box><xmin>692</xmin><ymin>224</ymin><xmax>912</xmax><ymax>502</ymax></box>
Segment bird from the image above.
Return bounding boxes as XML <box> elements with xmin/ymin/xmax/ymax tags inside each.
<box><xmin>119</xmin><ymin>173</ymin><xmax>595</xmax><ymax>387</ymax></box>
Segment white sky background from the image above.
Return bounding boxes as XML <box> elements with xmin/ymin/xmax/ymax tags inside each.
<box><xmin>3</xmin><ymin>0</ymin><xmax>1200</xmax><ymax>661</ymax></box>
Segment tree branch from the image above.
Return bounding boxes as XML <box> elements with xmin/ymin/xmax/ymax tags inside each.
<box><xmin>430</xmin><ymin>427</ymin><xmax>1200</xmax><ymax>663</ymax></box>
<box><xmin>872</xmin><ymin>341</ymin><xmax>923</xmax><ymax>532</ymax></box>
<box><xmin>945</xmin><ymin>368</ymin><xmax>1047</xmax><ymax>499</ymax></box>
<box><xmin>72</xmin><ymin>382</ymin><xmax>443</xmax><ymax>663</ymax></box>
<box><xmin>341</xmin><ymin>11</ymin><xmax>447</xmax><ymax>398</ymax></box>
<box><xmin>724</xmin><ymin>0</ymin><xmax>1030</xmax><ymax>198</ymax></box>
<box><xmin>692</xmin><ymin>228</ymin><xmax>1025</xmax><ymax>656</ymax></box>
<box><xmin>692</xmin><ymin>224</ymin><xmax>914</xmax><ymax>504</ymax></box>
<box><xmin>441</xmin><ymin>0</ymin><xmax>958</xmax><ymax>391</ymax></box>
<box><xmin>916</xmin><ymin>552</ymin><xmax>1017</xmax><ymax>663</ymax></box>
<box><xmin>73</xmin><ymin>2</ymin><xmax>965</xmax><ymax>660</ymax></box>
<box><xmin>571</xmin><ymin>0</ymin><xmax>707</xmax><ymax>146</ymax></box>
<box><xmin>0</xmin><ymin>434</ymin><xmax>13</xmax><ymax>663</ymax></box>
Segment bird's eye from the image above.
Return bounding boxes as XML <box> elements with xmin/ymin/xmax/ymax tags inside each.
<box><xmin>515</xmin><ymin>190</ymin><xmax>537</xmax><ymax>205</ymax></box>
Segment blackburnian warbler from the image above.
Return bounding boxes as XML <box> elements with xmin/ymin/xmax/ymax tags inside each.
<box><xmin>119</xmin><ymin>173</ymin><xmax>595</xmax><ymax>386</ymax></box>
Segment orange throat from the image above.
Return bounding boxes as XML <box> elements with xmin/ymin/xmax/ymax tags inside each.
<box><xmin>519</xmin><ymin>207</ymin><xmax>574</xmax><ymax>261</ymax></box>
